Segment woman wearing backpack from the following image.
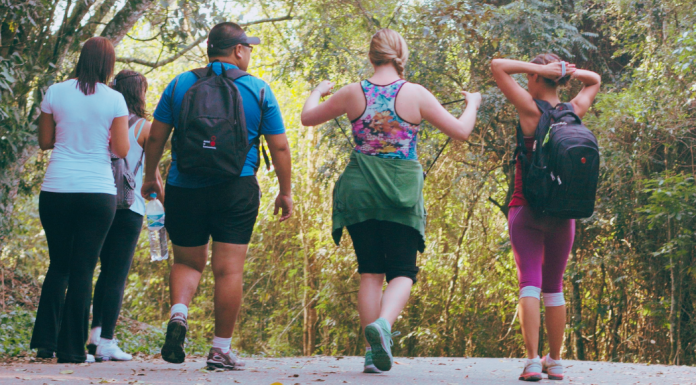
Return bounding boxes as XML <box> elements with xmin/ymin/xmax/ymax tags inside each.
<box><xmin>301</xmin><ymin>28</ymin><xmax>481</xmax><ymax>374</ymax></box>
<box><xmin>86</xmin><ymin>70</ymin><xmax>156</xmax><ymax>362</ymax></box>
<box><xmin>491</xmin><ymin>54</ymin><xmax>600</xmax><ymax>381</ymax></box>
<box><xmin>31</xmin><ymin>37</ymin><xmax>130</xmax><ymax>363</ymax></box>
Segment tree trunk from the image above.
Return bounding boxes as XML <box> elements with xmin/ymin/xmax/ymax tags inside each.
<box><xmin>667</xmin><ymin>219</ymin><xmax>682</xmax><ymax>365</ymax></box>
<box><xmin>571</xmin><ymin>226</ymin><xmax>585</xmax><ymax>360</ymax></box>
<box><xmin>609</xmin><ymin>290</ymin><xmax>624</xmax><ymax>361</ymax></box>
<box><xmin>302</xmin><ymin>238</ymin><xmax>317</xmax><ymax>356</ymax></box>
<box><xmin>100</xmin><ymin>0</ymin><xmax>157</xmax><ymax>45</ymax></box>
<box><xmin>592</xmin><ymin>262</ymin><xmax>607</xmax><ymax>360</ymax></box>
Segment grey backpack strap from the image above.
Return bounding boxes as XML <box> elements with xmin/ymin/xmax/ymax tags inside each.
<box><xmin>133</xmin><ymin>118</ymin><xmax>147</xmax><ymax>175</ymax></box>
<box><xmin>127</xmin><ymin>114</ymin><xmax>140</xmax><ymax>128</ymax></box>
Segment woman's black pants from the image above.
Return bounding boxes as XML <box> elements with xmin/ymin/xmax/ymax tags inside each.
<box><xmin>30</xmin><ymin>191</ymin><xmax>116</xmax><ymax>362</ymax></box>
<box><xmin>91</xmin><ymin>209</ymin><xmax>143</xmax><ymax>339</ymax></box>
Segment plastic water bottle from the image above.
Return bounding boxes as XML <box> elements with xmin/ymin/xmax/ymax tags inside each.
<box><xmin>146</xmin><ymin>193</ymin><xmax>168</xmax><ymax>261</ymax></box>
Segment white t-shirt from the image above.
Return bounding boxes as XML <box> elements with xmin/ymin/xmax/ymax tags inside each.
<box><xmin>40</xmin><ymin>79</ymin><xmax>129</xmax><ymax>194</ymax></box>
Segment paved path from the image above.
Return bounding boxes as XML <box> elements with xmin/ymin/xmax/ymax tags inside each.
<box><xmin>2</xmin><ymin>356</ymin><xmax>695</xmax><ymax>384</ymax></box>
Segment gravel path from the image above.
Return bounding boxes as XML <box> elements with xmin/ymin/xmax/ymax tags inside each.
<box><xmin>2</xmin><ymin>356</ymin><xmax>695</xmax><ymax>384</ymax></box>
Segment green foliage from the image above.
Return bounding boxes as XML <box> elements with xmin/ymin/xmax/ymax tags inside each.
<box><xmin>0</xmin><ymin>308</ymin><xmax>34</xmax><ymax>357</ymax></box>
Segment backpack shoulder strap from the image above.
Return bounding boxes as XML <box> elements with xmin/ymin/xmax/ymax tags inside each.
<box><xmin>132</xmin><ymin>118</ymin><xmax>147</xmax><ymax>175</ymax></box>
<box><xmin>191</xmin><ymin>68</ymin><xmax>210</xmax><ymax>79</ymax></box>
<box><xmin>134</xmin><ymin>118</ymin><xmax>146</xmax><ymax>139</ymax></box>
<box><xmin>225</xmin><ymin>68</ymin><xmax>250</xmax><ymax>80</ymax></box>
<box><xmin>255</xmin><ymin>87</ymin><xmax>271</xmax><ymax>171</ymax></box>
<box><xmin>533</xmin><ymin>99</ymin><xmax>554</xmax><ymax>114</ymax></box>
<box><xmin>128</xmin><ymin>114</ymin><xmax>140</xmax><ymax>128</ymax></box>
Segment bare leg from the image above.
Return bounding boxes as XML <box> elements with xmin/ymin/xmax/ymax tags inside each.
<box><xmin>170</xmin><ymin>244</ymin><xmax>208</xmax><ymax>306</ymax></box>
<box><xmin>210</xmin><ymin>242</ymin><xmax>248</xmax><ymax>338</ymax></box>
<box><xmin>358</xmin><ymin>273</ymin><xmax>384</xmax><ymax>347</ymax></box>
<box><xmin>379</xmin><ymin>277</ymin><xmax>413</xmax><ymax>325</ymax></box>
<box><xmin>545</xmin><ymin>305</ymin><xmax>565</xmax><ymax>360</ymax></box>
<box><xmin>519</xmin><ymin>297</ymin><xmax>540</xmax><ymax>359</ymax></box>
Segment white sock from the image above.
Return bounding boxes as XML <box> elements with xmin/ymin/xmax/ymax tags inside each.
<box><xmin>171</xmin><ymin>303</ymin><xmax>188</xmax><ymax>318</ymax></box>
<box><xmin>527</xmin><ymin>356</ymin><xmax>540</xmax><ymax>364</ymax></box>
<box><xmin>212</xmin><ymin>336</ymin><xmax>232</xmax><ymax>354</ymax></box>
<box><xmin>89</xmin><ymin>327</ymin><xmax>102</xmax><ymax>343</ymax></box>
<box><xmin>98</xmin><ymin>338</ymin><xmax>113</xmax><ymax>346</ymax></box>
<box><xmin>546</xmin><ymin>353</ymin><xmax>562</xmax><ymax>363</ymax></box>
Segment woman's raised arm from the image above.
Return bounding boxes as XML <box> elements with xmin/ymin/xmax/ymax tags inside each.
<box><xmin>491</xmin><ymin>58</ymin><xmax>575</xmax><ymax>115</ymax></box>
<box><xmin>301</xmin><ymin>81</ymin><xmax>352</xmax><ymax>126</ymax></box>
<box><xmin>569</xmin><ymin>70</ymin><xmax>601</xmax><ymax>118</ymax></box>
<box><xmin>419</xmin><ymin>86</ymin><xmax>482</xmax><ymax>141</ymax></box>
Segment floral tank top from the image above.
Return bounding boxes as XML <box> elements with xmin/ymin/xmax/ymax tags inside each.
<box><xmin>351</xmin><ymin>80</ymin><xmax>420</xmax><ymax>160</ymax></box>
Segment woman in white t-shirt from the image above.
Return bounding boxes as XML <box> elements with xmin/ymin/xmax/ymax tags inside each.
<box><xmin>30</xmin><ymin>37</ymin><xmax>130</xmax><ymax>364</ymax></box>
<box><xmin>87</xmin><ymin>70</ymin><xmax>157</xmax><ymax>362</ymax></box>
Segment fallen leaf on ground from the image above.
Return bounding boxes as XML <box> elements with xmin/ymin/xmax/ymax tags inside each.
<box><xmin>59</xmin><ymin>370</ymin><xmax>73</xmax><ymax>374</ymax></box>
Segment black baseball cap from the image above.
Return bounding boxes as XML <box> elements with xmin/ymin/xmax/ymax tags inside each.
<box><xmin>208</xmin><ymin>30</ymin><xmax>261</xmax><ymax>49</ymax></box>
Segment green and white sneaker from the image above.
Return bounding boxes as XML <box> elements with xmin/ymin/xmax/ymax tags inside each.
<box><xmin>363</xmin><ymin>349</ymin><xmax>381</xmax><ymax>373</ymax></box>
<box><xmin>364</xmin><ymin>318</ymin><xmax>400</xmax><ymax>372</ymax></box>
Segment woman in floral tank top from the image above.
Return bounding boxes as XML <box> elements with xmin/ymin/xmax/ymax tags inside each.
<box><xmin>301</xmin><ymin>28</ymin><xmax>482</xmax><ymax>374</ymax></box>
<box><xmin>352</xmin><ymin>79</ymin><xmax>419</xmax><ymax>160</ymax></box>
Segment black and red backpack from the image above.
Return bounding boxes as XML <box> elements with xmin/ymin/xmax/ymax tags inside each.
<box><xmin>173</xmin><ymin>61</ymin><xmax>269</xmax><ymax>177</ymax></box>
<box><xmin>515</xmin><ymin>99</ymin><xmax>600</xmax><ymax>219</ymax></box>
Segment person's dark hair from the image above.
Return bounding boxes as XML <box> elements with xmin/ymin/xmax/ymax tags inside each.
<box><xmin>530</xmin><ymin>53</ymin><xmax>571</xmax><ymax>87</ymax></box>
<box><xmin>207</xmin><ymin>22</ymin><xmax>245</xmax><ymax>58</ymax></box>
<box><xmin>74</xmin><ymin>37</ymin><xmax>116</xmax><ymax>95</ymax></box>
<box><xmin>111</xmin><ymin>70</ymin><xmax>149</xmax><ymax>119</ymax></box>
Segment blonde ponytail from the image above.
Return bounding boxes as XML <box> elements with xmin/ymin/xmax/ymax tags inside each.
<box><xmin>369</xmin><ymin>29</ymin><xmax>409</xmax><ymax>79</ymax></box>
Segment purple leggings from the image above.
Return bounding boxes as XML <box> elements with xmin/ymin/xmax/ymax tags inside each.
<box><xmin>508</xmin><ymin>205</ymin><xmax>575</xmax><ymax>294</ymax></box>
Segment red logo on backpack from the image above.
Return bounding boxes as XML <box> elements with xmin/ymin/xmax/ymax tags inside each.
<box><xmin>203</xmin><ymin>135</ymin><xmax>217</xmax><ymax>150</ymax></box>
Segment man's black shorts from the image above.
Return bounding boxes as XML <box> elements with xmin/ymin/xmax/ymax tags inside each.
<box><xmin>164</xmin><ymin>177</ymin><xmax>260</xmax><ymax>247</ymax></box>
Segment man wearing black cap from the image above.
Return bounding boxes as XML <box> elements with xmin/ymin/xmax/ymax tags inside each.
<box><xmin>142</xmin><ymin>22</ymin><xmax>292</xmax><ymax>369</ymax></box>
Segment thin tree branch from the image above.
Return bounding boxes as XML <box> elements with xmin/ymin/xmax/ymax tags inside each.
<box><xmin>116</xmin><ymin>14</ymin><xmax>293</xmax><ymax>68</ymax></box>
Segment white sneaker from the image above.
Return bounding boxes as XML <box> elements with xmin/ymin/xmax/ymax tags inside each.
<box><xmin>85</xmin><ymin>354</ymin><xmax>96</xmax><ymax>363</ymax></box>
<box><xmin>95</xmin><ymin>339</ymin><xmax>132</xmax><ymax>362</ymax></box>
<box><xmin>541</xmin><ymin>354</ymin><xmax>564</xmax><ymax>380</ymax></box>
<box><xmin>519</xmin><ymin>356</ymin><xmax>542</xmax><ymax>381</ymax></box>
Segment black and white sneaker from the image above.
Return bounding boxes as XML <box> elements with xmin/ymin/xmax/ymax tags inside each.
<box><xmin>206</xmin><ymin>347</ymin><xmax>246</xmax><ymax>370</ymax></box>
<box><xmin>161</xmin><ymin>313</ymin><xmax>188</xmax><ymax>364</ymax></box>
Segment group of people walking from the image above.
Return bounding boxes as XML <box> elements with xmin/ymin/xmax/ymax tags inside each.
<box><xmin>30</xmin><ymin>21</ymin><xmax>600</xmax><ymax>382</ymax></box>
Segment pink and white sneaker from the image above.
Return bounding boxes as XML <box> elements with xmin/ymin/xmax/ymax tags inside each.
<box><xmin>541</xmin><ymin>354</ymin><xmax>564</xmax><ymax>380</ymax></box>
<box><xmin>519</xmin><ymin>357</ymin><xmax>542</xmax><ymax>381</ymax></box>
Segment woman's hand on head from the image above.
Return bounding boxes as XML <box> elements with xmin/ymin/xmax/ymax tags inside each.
<box><xmin>540</xmin><ymin>62</ymin><xmax>576</xmax><ymax>81</ymax></box>
<box><xmin>462</xmin><ymin>91</ymin><xmax>482</xmax><ymax>109</ymax></box>
<box><xmin>313</xmin><ymin>80</ymin><xmax>335</xmax><ymax>97</ymax></box>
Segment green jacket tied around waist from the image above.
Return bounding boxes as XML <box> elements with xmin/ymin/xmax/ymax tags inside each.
<box><xmin>332</xmin><ymin>151</ymin><xmax>426</xmax><ymax>252</ymax></box>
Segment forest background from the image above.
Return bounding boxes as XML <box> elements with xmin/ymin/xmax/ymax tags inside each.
<box><xmin>1</xmin><ymin>0</ymin><xmax>695</xmax><ymax>366</ymax></box>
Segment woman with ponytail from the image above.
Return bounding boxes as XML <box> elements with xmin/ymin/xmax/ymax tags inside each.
<box><xmin>491</xmin><ymin>54</ymin><xmax>601</xmax><ymax>381</ymax></box>
<box><xmin>301</xmin><ymin>28</ymin><xmax>482</xmax><ymax>373</ymax></box>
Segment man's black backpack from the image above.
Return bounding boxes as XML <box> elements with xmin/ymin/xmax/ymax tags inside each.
<box><xmin>515</xmin><ymin>100</ymin><xmax>600</xmax><ymax>219</ymax></box>
<box><xmin>173</xmin><ymin>62</ymin><xmax>268</xmax><ymax>177</ymax></box>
